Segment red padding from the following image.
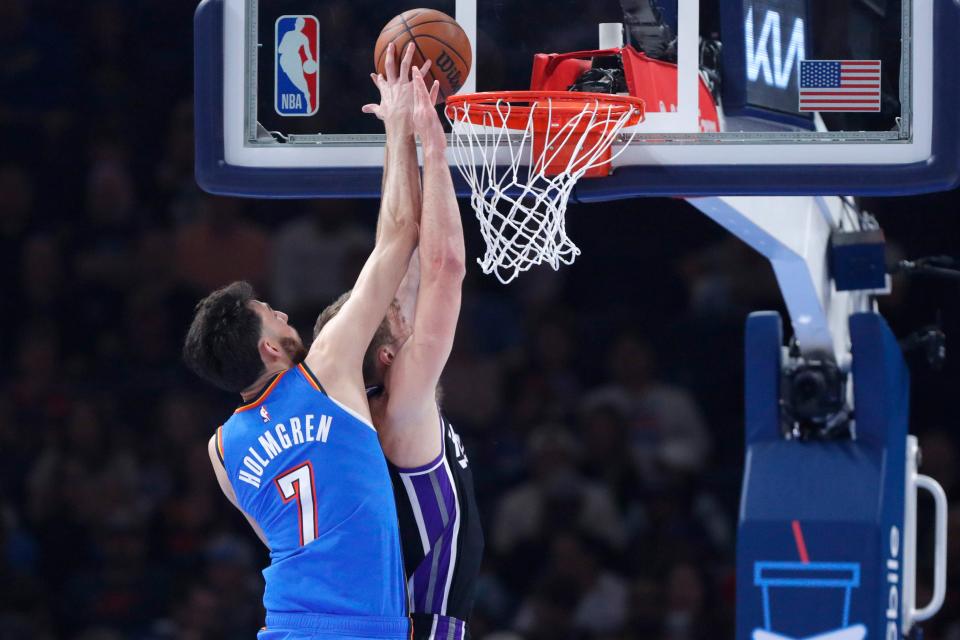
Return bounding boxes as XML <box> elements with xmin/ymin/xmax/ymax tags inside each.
<box><xmin>530</xmin><ymin>54</ymin><xmax>592</xmax><ymax>92</ymax></box>
<box><xmin>529</xmin><ymin>46</ymin><xmax>720</xmax><ymax>133</ymax></box>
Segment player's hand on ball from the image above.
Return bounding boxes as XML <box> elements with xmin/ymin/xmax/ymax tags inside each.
<box><xmin>411</xmin><ymin>66</ymin><xmax>443</xmax><ymax>147</ymax></box>
<box><xmin>362</xmin><ymin>42</ymin><xmax>432</xmax><ymax>135</ymax></box>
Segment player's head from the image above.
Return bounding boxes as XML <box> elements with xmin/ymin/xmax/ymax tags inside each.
<box><xmin>313</xmin><ymin>290</ymin><xmax>410</xmax><ymax>385</ymax></box>
<box><xmin>296</xmin><ymin>16</ymin><xmax>306</xmax><ymax>31</ymax></box>
<box><xmin>183</xmin><ymin>281</ymin><xmax>306</xmax><ymax>393</ymax></box>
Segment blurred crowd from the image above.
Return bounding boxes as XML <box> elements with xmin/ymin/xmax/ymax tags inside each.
<box><xmin>2</xmin><ymin>1</ymin><xmax>960</xmax><ymax>639</ymax></box>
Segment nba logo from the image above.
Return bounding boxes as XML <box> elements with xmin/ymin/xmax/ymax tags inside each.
<box><xmin>275</xmin><ymin>15</ymin><xmax>319</xmax><ymax>117</ymax></box>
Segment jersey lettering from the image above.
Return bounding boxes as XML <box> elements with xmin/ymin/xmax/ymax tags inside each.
<box><xmin>448</xmin><ymin>423</ymin><xmax>469</xmax><ymax>470</ymax></box>
<box><xmin>235</xmin><ymin>414</ymin><xmax>332</xmax><ymax>487</ymax></box>
<box><xmin>275</xmin><ymin>462</ymin><xmax>319</xmax><ymax>546</ymax></box>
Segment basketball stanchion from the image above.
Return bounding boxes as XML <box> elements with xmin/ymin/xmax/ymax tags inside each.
<box><xmin>445</xmin><ymin>91</ymin><xmax>644</xmax><ymax>284</ymax></box>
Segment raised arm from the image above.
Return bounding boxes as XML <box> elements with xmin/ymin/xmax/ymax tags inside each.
<box><xmin>394</xmin><ymin>249</ymin><xmax>421</xmax><ymax>335</ymax></box>
<box><xmin>382</xmin><ymin>69</ymin><xmax>465</xmax><ymax>464</ymax></box>
<box><xmin>306</xmin><ymin>43</ymin><xmax>424</xmax><ymax>417</ymax></box>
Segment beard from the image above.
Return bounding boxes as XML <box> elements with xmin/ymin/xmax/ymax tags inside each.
<box><xmin>280</xmin><ymin>336</ymin><xmax>308</xmax><ymax>365</ymax></box>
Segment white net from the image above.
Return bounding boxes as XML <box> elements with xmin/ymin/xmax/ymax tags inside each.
<box><xmin>446</xmin><ymin>93</ymin><xmax>643</xmax><ymax>284</ymax></box>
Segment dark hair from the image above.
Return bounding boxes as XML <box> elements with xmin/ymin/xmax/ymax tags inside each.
<box><xmin>183</xmin><ymin>281</ymin><xmax>264</xmax><ymax>392</ymax></box>
<box><xmin>314</xmin><ymin>290</ymin><xmax>394</xmax><ymax>383</ymax></box>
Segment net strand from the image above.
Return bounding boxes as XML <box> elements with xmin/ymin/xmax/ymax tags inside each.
<box><xmin>448</xmin><ymin>95</ymin><xmax>642</xmax><ymax>284</ymax></box>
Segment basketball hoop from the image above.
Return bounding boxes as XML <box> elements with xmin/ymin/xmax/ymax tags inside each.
<box><xmin>445</xmin><ymin>91</ymin><xmax>645</xmax><ymax>284</ymax></box>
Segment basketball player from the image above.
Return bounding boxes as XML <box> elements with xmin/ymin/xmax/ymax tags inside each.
<box><xmin>183</xmin><ymin>43</ymin><xmax>427</xmax><ymax>640</ymax></box>
<box><xmin>277</xmin><ymin>16</ymin><xmax>317</xmax><ymax>98</ymax></box>
<box><xmin>314</xmin><ymin>67</ymin><xmax>483</xmax><ymax>640</ymax></box>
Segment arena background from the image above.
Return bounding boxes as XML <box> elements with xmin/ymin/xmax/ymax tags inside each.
<box><xmin>1</xmin><ymin>1</ymin><xmax>959</xmax><ymax>638</ymax></box>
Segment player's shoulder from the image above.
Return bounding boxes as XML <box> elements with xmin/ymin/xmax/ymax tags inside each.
<box><xmin>294</xmin><ymin>361</ymin><xmax>327</xmax><ymax>395</ymax></box>
<box><xmin>207</xmin><ymin>427</ymin><xmax>225</xmax><ymax>467</ymax></box>
<box><xmin>303</xmin><ymin>340</ymin><xmax>349</xmax><ymax>381</ymax></box>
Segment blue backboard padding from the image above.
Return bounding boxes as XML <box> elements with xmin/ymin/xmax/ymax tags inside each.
<box><xmin>741</xmin><ymin>440</ymin><xmax>882</xmax><ymax>521</ymax></box>
<box><xmin>196</xmin><ymin>0</ymin><xmax>959</xmax><ymax>198</ymax></box>
<box><xmin>850</xmin><ymin>313</ymin><xmax>910</xmax><ymax>451</ymax></box>
<box><xmin>744</xmin><ymin>312</ymin><xmax>782</xmax><ymax>445</ymax></box>
<box><xmin>736</xmin><ymin>312</ymin><xmax>909</xmax><ymax>639</ymax></box>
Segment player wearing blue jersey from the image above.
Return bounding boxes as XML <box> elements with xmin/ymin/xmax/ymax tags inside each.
<box><xmin>314</xmin><ymin>67</ymin><xmax>483</xmax><ymax>640</ymax></box>
<box><xmin>183</xmin><ymin>43</ymin><xmax>429</xmax><ymax>640</ymax></box>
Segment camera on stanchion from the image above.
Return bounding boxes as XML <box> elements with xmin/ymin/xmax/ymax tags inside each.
<box><xmin>781</xmin><ymin>357</ymin><xmax>852</xmax><ymax>441</ymax></box>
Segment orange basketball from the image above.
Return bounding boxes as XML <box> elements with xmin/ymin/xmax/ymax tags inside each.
<box><xmin>374</xmin><ymin>9</ymin><xmax>472</xmax><ymax>104</ymax></box>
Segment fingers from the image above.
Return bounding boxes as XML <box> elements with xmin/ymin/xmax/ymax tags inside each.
<box><xmin>369</xmin><ymin>72</ymin><xmax>385</xmax><ymax>90</ymax></box>
<box><xmin>361</xmin><ymin>104</ymin><xmax>378</xmax><ymax>114</ymax></box>
<box><xmin>399</xmin><ymin>42</ymin><xmax>414</xmax><ymax>80</ymax></box>
<box><xmin>411</xmin><ymin>67</ymin><xmax>424</xmax><ymax>108</ymax></box>
<box><xmin>419</xmin><ymin>58</ymin><xmax>432</xmax><ymax>77</ymax></box>
<box><xmin>384</xmin><ymin>42</ymin><xmax>397</xmax><ymax>82</ymax></box>
<box><xmin>412</xmin><ymin>65</ymin><xmax>430</xmax><ymax>96</ymax></box>
<box><xmin>412</xmin><ymin>67</ymin><xmax>428</xmax><ymax>100</ymax></box>
<box><xmin>429</xmin><ymin>80</ymin><xmax>440</xmax><ymax>106</ymax></box>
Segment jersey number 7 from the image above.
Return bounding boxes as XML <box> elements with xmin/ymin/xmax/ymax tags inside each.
<box><xmin>275</xmin><ymin>462</ymin><xmax>318</xmax><ymax>546</ymax></box>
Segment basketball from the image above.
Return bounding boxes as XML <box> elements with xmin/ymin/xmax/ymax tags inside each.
<box><xmin>374</xmin><ymin>9</ymin><xmax>472</xmax><ymax>103</ymax></box>
<box><xmin>303</xmin><ymin>60</ymin><xmax>318</xmax><ymax>74</ymax></box>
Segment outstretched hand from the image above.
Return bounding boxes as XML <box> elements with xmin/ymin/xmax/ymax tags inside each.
<box><xmin>362</xmin><ymin>42</ymin><xmax>432</xmax><ymax>136</ymax></box>
<box><xmin>411</xmin><ymin>66</ymin><xmax>444</xmax><ymax>148</ymax></box>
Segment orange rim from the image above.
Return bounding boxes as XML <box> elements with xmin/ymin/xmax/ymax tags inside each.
<box><xmin>445</xmin><ymin>91</ymin><xmax>645</xmax><ymax>130</ymax></box>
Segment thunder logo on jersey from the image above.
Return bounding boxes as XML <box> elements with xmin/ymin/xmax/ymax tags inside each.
<box><xmin>275</xmin><ymin>15</ymin><xmax>319</xmax><ymax>117</ymax></box>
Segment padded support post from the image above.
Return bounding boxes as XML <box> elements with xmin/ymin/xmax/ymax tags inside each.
<box><xmin>736</xmin><ymin>311</ymin><xmax>909</xmax><ymax>640</ymax></box>
<box><xmin>744</xmin><ymin>312</ymin><xmax>783</xmax><ymax>444</ymax></box>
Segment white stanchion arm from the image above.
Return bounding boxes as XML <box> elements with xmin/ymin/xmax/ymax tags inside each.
<box><xmin>687</xmin><ymin>195</ymin><xmax>870</xmax><ymax>365</ymax></box>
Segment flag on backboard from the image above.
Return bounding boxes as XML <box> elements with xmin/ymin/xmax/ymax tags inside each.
<box><xmin>798</xmin><ymin>60</ymin><xmax>881</xmax><ymax>112</ymax></box>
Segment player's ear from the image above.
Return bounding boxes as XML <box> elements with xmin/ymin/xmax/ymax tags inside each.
<box><xmin>258</xmin><ymin>337</ymin><xmax>282</xmax><ymax>363</ymax></box>
<box><xmin>379</xmin><ymin>344</ymin><xmax>396</xmax><ymax>367</ymax></box>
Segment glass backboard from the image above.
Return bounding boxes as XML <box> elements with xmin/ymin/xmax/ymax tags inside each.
<box><xmin>194</xmin><ymin>0</ymin><xmax>960</xmax><ymax>197</ymax></box>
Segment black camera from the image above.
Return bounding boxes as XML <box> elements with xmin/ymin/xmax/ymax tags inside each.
<box><xmin>781</xmin><ymin>358</ymin><xmax>851</xmax><ymax>440</ymax></box>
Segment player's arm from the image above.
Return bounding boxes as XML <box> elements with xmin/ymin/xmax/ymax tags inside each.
<box><xmin>382</xmin><ymin>70</ymin><xmax>465</xmax><ymax>466</ymax></box>
<box><xmin>306</xmin><ymin>43</ymin><xmax>423</xmax><ymax>415</ymax></box>
<box><xmin>375</xmin><ymin>58</ymin><xmax>427</xmax><ymax>246</ymax></box>
<box><xmin>395</xmin><ymin>249</ymin><xmax>422</xmax><ymax>333</ymax></box>
<box><xmin>207</xmin><ymin>435</ymin><xmax>269</xmax><ymax>548</ymax></box>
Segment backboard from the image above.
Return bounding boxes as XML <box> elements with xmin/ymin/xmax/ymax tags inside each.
<box><xmin>194</xmin><ymin>0</ymin><xmax>960</xmax><ymax>198</ymax></box>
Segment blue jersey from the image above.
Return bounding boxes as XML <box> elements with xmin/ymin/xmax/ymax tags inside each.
<box><xmin>215</xmin><ymin>363</ymin><xmax>407</xmax><ymax>623</ymax></box>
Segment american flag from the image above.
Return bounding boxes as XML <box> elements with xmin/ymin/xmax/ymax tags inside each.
<box><xmin>798</xmin><ymin>60</ymin><xmax>881</xmax><ymax>112</ymax></box>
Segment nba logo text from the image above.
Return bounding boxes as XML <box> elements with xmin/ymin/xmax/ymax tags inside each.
<box><xmin>275</xmin><ymin>15</ymin><xmax>319</xmax><ymax>117</ymax></box>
